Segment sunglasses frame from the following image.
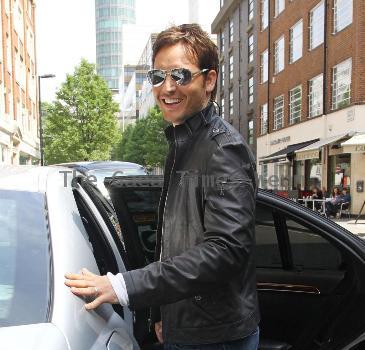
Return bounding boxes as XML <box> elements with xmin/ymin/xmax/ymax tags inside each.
<box><xmin>147</xmin><ymin>68</ymin><xmax>209</xmax><ymax>87</ymax></box>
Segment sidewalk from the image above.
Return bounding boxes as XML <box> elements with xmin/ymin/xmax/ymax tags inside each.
<box><xmin>333</xmin><ymin>218</ymin><xmax>365</xmax><ymax>238</ymax></box>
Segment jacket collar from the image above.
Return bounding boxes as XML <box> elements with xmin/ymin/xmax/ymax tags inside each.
<box><xmin>164</xmin><ymin>102</ymin><xmax>216</xmax><ymax>142</ymax></box>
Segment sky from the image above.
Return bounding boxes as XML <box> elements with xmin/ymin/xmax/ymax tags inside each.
<box><xmin>36</xmin><ymin>0</ymin><xmax>220</xmax><ymax>102</ymax></box>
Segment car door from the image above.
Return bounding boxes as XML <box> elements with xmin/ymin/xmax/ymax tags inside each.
<box><xmin>72</xmin><ymin>178</ymin><xmax>139</xmax><ymax>350</ymax></box>
<box><xmin>255</xmin><ymin>191</ymin><xmax>365</xmax><ymax>350</ymax></box>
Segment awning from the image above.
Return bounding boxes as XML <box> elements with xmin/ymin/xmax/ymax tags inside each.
<box><xmin>295</xmin><ymin>132</ymin><xmax>354</xmax><ymax>160</ymax></box>
<box><xmin>341</xmin><ymin>133</ymin><xmax>365</xmax><ymax>153</ymax></box>
<box><xmin>259</xmin><ymin>139</ymin><xmax>319</xmax><ymax>164</ymax></box>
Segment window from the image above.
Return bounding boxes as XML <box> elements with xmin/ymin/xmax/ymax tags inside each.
<box><xmin>260</xmin><ymin>103</ymin><xmax>268</xmax><ymax>135</ymax></box>
<box><xmin>274</xmin><ymin>0</ymin><xmax>285</xmax><ymax>17</ymax></box>
<box><xmin>248</xmin><ymin>0</ymin><xmax>255</xmax><ymax>21</ymax></box>
<box><xmin>260</xmin><ymin>49</ymin><xmax>268</xmax><ymax>83</ymax></box>
<box><xmin>229</xmin><ymin>18</ymin><xmax>234</xmax><ymax>43</ymax></box>
<box><xmin>274</xmin><ymin>36</ymin><xmax>285</xmax><ymax>74</ymax></box>
<box><xmin>309</xmin><ymin>1</ymin><xmax>324</xmax><ymax>50</ymax></box>
<box><xmin>248</xmin><ymin>120</ymin><xmax>254</xmax><ymax>145</ymax></box>
<box><xmin>221</xmin><ymin>61</ymin><xmax>225</xmax><ymax>88</ymax></box>
<box><xmin>248</xmin><ymin>76</ymin><xmax>254</xmax><ymax>104</ymax></box>
<box><xmin>248</xmin><ymin>34</ymin><xmax>254</xmax><ymax>63</ymax></box>
<box><xmin>332</xmin><ymin>58</ymin><xmax>352</xmax><ymax>110</ymax></box>
<box><xmin>229</xmin><ymin>90</ymin><xmax>233</xmax><ymax>116</ymax></box>
<box><xmin>273</xmin><ymin>95</ymin><xmax>284</xmax><ymax>130</ymax></box>
<box><xmin>308</xmin><ymin>74</ymin><xmax>323</xmax><ymax>118</ymax></box>
<box><xmin>221</xmin><ymin>97</ymin><xmax>225</xmax><ymax>119</ymax></box>
<box><xmin>229</xmin><ymin>54</ymin><xmax>233</xmax><ymax>81</ymax></box>
<box><xmin>334</xmin><ymin>0</ymin><xmax>353</xmax><ymax>33</ymax></box>
<box><xmin>220</xmin><ymin>30</ymin><xmax>225</xmax><ymax>53</ymax></box>
<box><xmin>290</xmin><ymin>20</ymin><xmax>302</xmax><ymax>63</ymax></box>
<box><xmin>261</xmin><ymin>0</ymin><xmax>268</xmax><ymax>30</ymax></box>
<box><xmin>289</xmin><ymin>85</ymin><xmax>302</xmax><ymax>125</ymax></box>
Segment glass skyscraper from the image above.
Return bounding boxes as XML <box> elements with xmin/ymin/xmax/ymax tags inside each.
<box><xmin>95</xmin><ymin>0</ymin><xmax>136</xmax><ymax>92</ymax></box>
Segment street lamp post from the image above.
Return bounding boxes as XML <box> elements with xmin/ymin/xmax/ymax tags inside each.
<box><xmin>38</xmin><ymin>74</ymin><xmax>55</xmax><ymax>166</ymax></box>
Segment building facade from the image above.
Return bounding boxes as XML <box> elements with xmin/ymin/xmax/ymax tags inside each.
<box><xmin>0</xmin><ymin>0</ymin><xmax>39</xmax><ymax>165</ymax></box>
<box><xmin>95</xmin><ymin>0</ymin><xmax>136</xmax><ymax>93</ymax></box>
<box><xmin>212</xmin><ymin>0</ymin><xmax>258</xmax><ymax>156</ymax></box>
<box><xmin>256</xmin><ymin>0</ymin><xmax>365</xmax><ymax>214</ymax></box>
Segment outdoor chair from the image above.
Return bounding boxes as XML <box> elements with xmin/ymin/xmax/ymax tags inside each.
<box><xmin>338</xmin><ymin>202</ymin><xmax>351</xmax><ymax>219</ymax></box>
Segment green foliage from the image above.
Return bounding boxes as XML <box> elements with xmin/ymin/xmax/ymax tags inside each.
<box><xmin>44</xmin><ymin>59</ymin><xmax>120</xmax><ymax>164</ymax></box>
<box><xmin>113</xmin><ymin>106</ymin><xmax>168</xmax><ymax>169</ymax></box>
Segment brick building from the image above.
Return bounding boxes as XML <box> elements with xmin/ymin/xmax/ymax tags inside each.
<box><xmin>0</xmin><ymin>0</ymin><xmax>39</xmax><ymax>165</ymax></box>
<box><xmin>256</xmin><ymin>0</ymin><xmax>365</xmax><ymax>214</ymax></box>
<box><xmin>212</xmin><ymin>0</ymin><xmax>257</xmax><ymax>155</ymax></box>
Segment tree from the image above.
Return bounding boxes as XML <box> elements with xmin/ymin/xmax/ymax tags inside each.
<box><xmin>44</xmin><ymin>59</ymin><xmax>120</xmax><ymax>164</ymax></box>
<box><xmin>112</xmin><ymin>106</ymin><xmax>168</xmax><ymax>169</ymax></box>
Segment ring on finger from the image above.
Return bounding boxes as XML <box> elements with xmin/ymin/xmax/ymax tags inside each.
<box><xmin>94</xmin><ymin>286</ymin><xmax>98</xmax><ymax>298</ymax></box>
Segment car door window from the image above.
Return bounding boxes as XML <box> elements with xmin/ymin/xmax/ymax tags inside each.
<box><xmin>286</xmin><ymin>218</ymin><xmax>343</xmax><ymax>271</ymax></box>
<box><xmin>255</xmin><ymin>203</ymin><xmax>282</xmax><ymax>268</ymax></box>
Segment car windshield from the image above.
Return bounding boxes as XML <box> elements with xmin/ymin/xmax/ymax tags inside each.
<box><xmin>88</xmin><ymin>168</ymin><xmax>146</xmax><ymax>197</ymax></box>
<box><xmin>0</xmin><ymin>190</ymin><xmax>50</xmax><ymax>327</ymax></box>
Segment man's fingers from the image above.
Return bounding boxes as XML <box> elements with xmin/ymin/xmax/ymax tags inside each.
<box><xmin>64</xmin><ymin>279</ymin><xmax>90</xmax><ymax>288</ymax></box>
<box><xmin>85</xmin><ymin>297</ymin><xmax>102</xmax><ymax>310</ymax></box>
<box><xmin>70</xmin><ymin>286</ymin><xmax>97</xmax><ymax>297</ymax></box>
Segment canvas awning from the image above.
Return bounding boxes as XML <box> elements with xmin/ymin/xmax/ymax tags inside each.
<box><xmin>259</xmin><ymin>139</ymin><xmax>318</xmax><ymax>164</ymax></box>
<box><xmin>341</xmin><ymin>133</ymin><xmax>365</xmax><ymax>153</ymax></box>
<box><xmin>295</xmin><ymin>132</ymin><xmax>354</xmax><ymax>160</ymax></box>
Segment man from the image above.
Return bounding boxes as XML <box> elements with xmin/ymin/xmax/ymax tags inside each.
<box><xmin>65</xmin><ymin>24</ymin><xmax>259</xmax><ymax>349</ymax></box>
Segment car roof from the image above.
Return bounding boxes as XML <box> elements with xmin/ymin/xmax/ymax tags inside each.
<box><xmin>56</xmin><ymin>161</ymin><xmax>144</xmax><ymax>171</ymax></box>
<box><xmin>0</xmin><ymin>165</ymin><xmax>76</xmax><ymax>193</ymax></box>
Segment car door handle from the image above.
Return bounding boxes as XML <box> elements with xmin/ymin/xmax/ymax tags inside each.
<box><xmin>257</xmin><ymin>282</ymin><xmax>321</xmax><ymax>295</ymax></box>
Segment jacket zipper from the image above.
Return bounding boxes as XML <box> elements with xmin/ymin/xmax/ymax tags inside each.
<box><xmin>160</xmin><ymin>128</ymin><xmax>177</xmax><ymax>261</ymax></box>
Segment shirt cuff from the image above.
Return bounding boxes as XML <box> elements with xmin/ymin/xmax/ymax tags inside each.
<box><xmin>107</xmin><ymin>272</ymin><xmax>129</xmax><ymax>306</ymax></box>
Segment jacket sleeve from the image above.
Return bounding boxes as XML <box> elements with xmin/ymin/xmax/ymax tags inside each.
<box><xmin>122</xmin><ymin>140</ymin><xmax>257</xmax><ymax>310</ymax></box>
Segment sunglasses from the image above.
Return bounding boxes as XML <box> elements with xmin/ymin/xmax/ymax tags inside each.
<box><xmin>147</xmin><ymin>68</ymin><xmax>209</xmax><ymax>87</ymax></box>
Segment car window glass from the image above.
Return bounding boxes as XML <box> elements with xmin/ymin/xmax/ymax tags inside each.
<box><xmin>255</xmin><ymin>202</ymin><xmax>282</xmax><ymax>268</ymax></box>
<box><xmin>286</xmin><ymin>218</ymin><xmax>343</xmax><ymax>270</ymax></box>
<box><xmin>0</xmin><ymin>190</ymin><xmax>50</xmax><ymax>327</ymax></box>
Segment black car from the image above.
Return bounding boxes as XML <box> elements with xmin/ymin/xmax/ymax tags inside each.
<box><xmin>103</xmin><ymin>175</ymin><xmax>365</xmax><ymax>350</ymax></box>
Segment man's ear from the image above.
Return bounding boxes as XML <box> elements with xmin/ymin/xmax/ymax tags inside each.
<box><xmin>205</xmin><ymin>70</ymin><xmax>217</xmax><ymax>94</ymax></box>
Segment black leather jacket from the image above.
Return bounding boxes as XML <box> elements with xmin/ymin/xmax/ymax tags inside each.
<box><xmin>123</xmin><ymin>103</ymin><xmax>260</xmax><ymax>344</ymax></box>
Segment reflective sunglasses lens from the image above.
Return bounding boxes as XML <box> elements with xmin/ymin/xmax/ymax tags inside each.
<box><xmin>171</xmin><ymin>68</ymin><xmax>191</xmax><ymax>85</ymax></box>
<box><xmin>148</xmin><ymin>70</ymin><xmax>165</xmax><ymax>86</ymax></box>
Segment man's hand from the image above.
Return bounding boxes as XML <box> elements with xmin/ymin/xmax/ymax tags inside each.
<box><xmin>155</xmin><ymin>321</ymin><xmax>163</xmax><ymax>343</ymax></box>
<box><xmin>64</xmin><ymin>268</ymin><xmax>118</xmax><ymax>310</ymax></box>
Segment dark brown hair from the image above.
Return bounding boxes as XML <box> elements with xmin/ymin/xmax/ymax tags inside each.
<box><xmin>152</xmin><ymin>23</ymin><xmax>219</xmax><ymax>100</ymax></box>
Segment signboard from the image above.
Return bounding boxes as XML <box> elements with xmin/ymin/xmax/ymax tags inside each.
<box><xmin>295</xmin><ymin>149</ymin><xmax>320</xmax><ymax>161</ymax></box>
<box><xmin>342</xmin><ymin>145</ymin><xmax>365</xmax><ymax>153</ymax></box>
<box><xmin>270</xmin><ymin>136</ymin><xmax>291</xmax><ymax>146</ymax></box>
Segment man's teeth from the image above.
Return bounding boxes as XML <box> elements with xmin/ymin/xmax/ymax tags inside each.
<box><xmin>164</xmin><ymin>98</ymin><xmax>182</xmax><ymax>104</ymax></box>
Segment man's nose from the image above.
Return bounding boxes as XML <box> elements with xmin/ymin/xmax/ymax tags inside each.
<box><xmin>163</xmin><ymin>74</ymin><xmax>177</xmax><ymax>92</ymax></box>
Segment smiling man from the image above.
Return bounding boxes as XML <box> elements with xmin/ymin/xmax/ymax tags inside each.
<box><xmin>65</xmin><ymin>24</ymin><xmax>259</xmax><ymax>350</ymax></box>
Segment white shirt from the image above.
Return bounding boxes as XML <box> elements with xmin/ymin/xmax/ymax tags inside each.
<box><xmin>107</xmin><ymin>272</ymin><xmax>129</xmax><ymax>306</ymax></box>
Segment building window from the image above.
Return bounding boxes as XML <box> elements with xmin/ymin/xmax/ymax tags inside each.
<box><xmin>220</xmin><ymin>62</ymin><xmax>225</xmax><ymax>88</ymax></box>
<box><xmin>260</xmin><ymin>49</ymin><xmax>268</xmax><ymax>83</ymax></box>
<box><xmin>221</xmin><ymin>97</ymin><xmax>225</xmax><ymax>119</ymax></box>
<box><xmin>248</xmin><ymin>34</ymin><xmax>254</xmax><ymax>63</ymax></box>
<box><xmin>273</xmin><ymin>95</ymin><xmax>284</xmax><ymax>130</ymax></box>
<box><xmin>289</xmin><ymin>85</ymin><xmax>302</xmax><ymax>125</ymax></box>
<box><xmin>229</xmin><ymin>54</ymin><xmax>233</xmax><ymax>81</ymax></box>
<box><xmin>248</xmin><ymin>120</ymin><xmax>254</xmax><ymax>145</ymax></box>
<box><xmin>308</xmin><ymin>74</ymin><xmax>323</xmax><ymax>118</ymax></box>
<box><xmin>260</xmin><ymin>103</ymin><xmax>268</xmax><ymax>135</ymax></box>
<box><xmin>248</xmin><ymin>0</ymin><xmax>255</xmax><ymax>21</ymax></box>
<box><xmin>334</xmin><ymin>0</ymin><xmax>353</xmax><ymax>33</ymax></box>
<box><xmin>290</xmin><ymin>20</ymin><xmax>303</xmax><ymax>63</ymax></box>
<box><xmin>220</xmin><ymin>30</ymin><xmax>225</xmax><ymax>53</ymax></box>
<box><xmin>309</xmin><ymin>1</ymin><xmax>324</xmax><ymax>50</ymax></box>
<box><xmin>332</xmin><ymin>58</ymin><xmax>352</xmax><ymax>110</ymax></box>
<box><xmin>261</xmin><ymin>0</ymin><xmax>268</xmax><ymax>30</ymax></box>
<box><xmin>229</xmin><ymin>18</ymin><xmax>234</xmax><ymax>44</ymax></box>
<box><xmin>274</xmin><ymin>36</ymin><xmax>285</xmax><ymax>74</ymax></box>
<box><xmin>229</xmin><ymin>90</ymin><xmax>233</xmax><ymax>116</ymax></box>
<box><xmin>248</xmin><ymin>76</ymin><xmax>254</xmax><ymax>104</ymax></box>
<box><xmin>274</xmin><ymin>0</ymin><xmax>285</xmax><ymax>17</ymax></box>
